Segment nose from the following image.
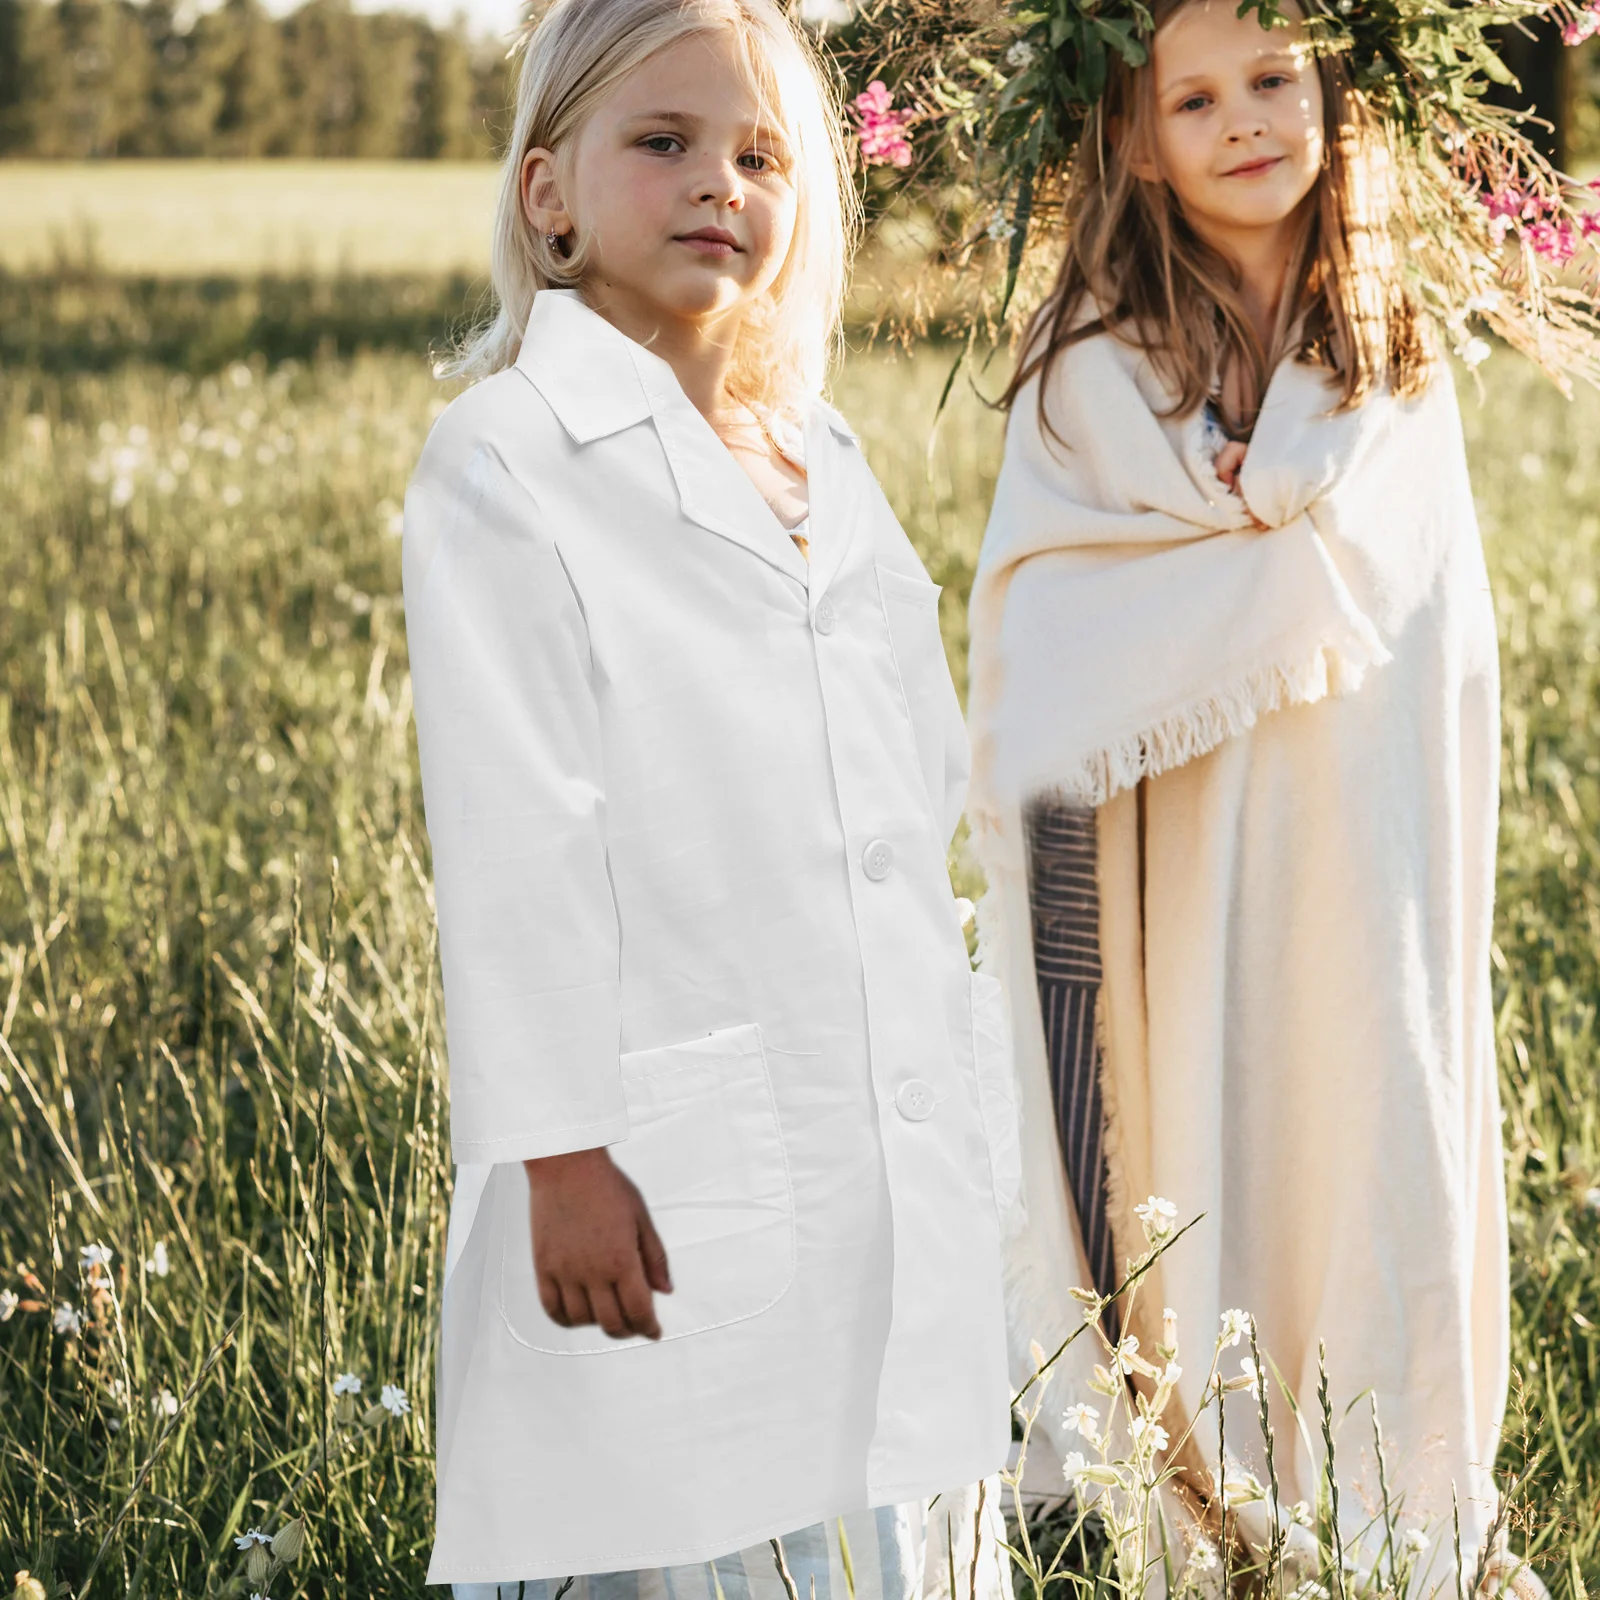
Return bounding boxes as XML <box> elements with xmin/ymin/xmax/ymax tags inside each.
<box><xmin>694</xmin><ymin>155</ymin><xmax>745</xmax><ymax>210</ymax></box>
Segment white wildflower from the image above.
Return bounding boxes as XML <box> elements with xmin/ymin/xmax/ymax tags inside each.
<box><xmin>1062</xmin><ymin>1402</ymin><xmax>1099</xmax><ymax>1438</ymax></box>
<box><xmin>80</xmin><ymin>1243</ymin><xmax>114</xmax><ymax>1271</ymax></box>
<box><xmin>986</xmin><ymin>211</ymin><xmax>1016</xmax><ymax>243</ymax></box>
<box><xmin>1159</xmin><ymin>1361</ymin><xmax>1182</xmax><ymax>1386</ymax></box>
<box><xmin>1061</xmin><ymin>1449</ymin><xmax>1089</xmax><ymax>1483</ymax></box>
<box><xmin>146</xmin><ymin>1241</ymin><xmax>170</xmax><ymax>1278</ymax></box>
<box><xmin>332</xmin><ymin>1372</ymin><xmax>363</xmax><ymax>1397</ymax></box>
<box><xmin>1289</xmin><ymin>1500</ymin><xmax>1314</xmax><ymax>1527</ymax></box>
<box><xmin>1219</xmin><ymin>1307</ymin><xmax>1249</xmax><ymax>1348</ymax></box>
<box><xmin>1465</xmin><ymin>290</ymin><xmax>1502</xmax><ymax>314</ymax></box>
<box><xmin>1237</xmin><ymin>1355</ymin><xmax>1263</xmax><ymax>1397</ymax></box>
<box><xmin>1134</xmin><ymin>1194</ymin><xmax>1178</xmax><ymax>1242</ymax></box>
<box><xmin>53</xmin><ymin>1303</ymin><xmax>83</xmax><ymax>1336</ymax></box>
<box><xmin>0</xmin><ymin>1289</ymin><xmax>18</xmax><ymax>1321</ymax></box>
<box><xmin>1005</xmin><ymin>38</ymin><xmax>1037</xmax><ymax>67</ymax></box>
<box><xmin>235</xmin><ymin>1528</ymin><xmax>272</xmax><ymax>1549</ymax></box>
<box><xmin>1457</xmin><ymin>337</ymin><xmax>1492</xmax><ymax>368</ymax></box>
<box><xmin>1403</xmin><ymin>1529</ymin><xmax>1429</xmax><ymax>1555</ymax></box>
<box><xmin>379</xmin><ymin>1382</ymin><xmax>411</xmax><ymax>1417</ymax></box>
<box><xmin>1188</xmin><ymin>1540</ymin><xmax>1220</xmax><ymax>1572</ymax></box>
<box><xmin>152</xmin><ymin>1387</ymin><xmax>179</xmax><ymax>1418</ymax></box>
<box><xmin>1130</xmin><ymin>1416</ymin><xmax>1169</xmax><ymax>1453</ymax></box>
<box><xmin>1114</xmin><ymin>1334</ymin><xmax>1142</xmax><ymax>1373</ymax></box>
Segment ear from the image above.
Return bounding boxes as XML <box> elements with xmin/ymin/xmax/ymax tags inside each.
<box><xmin>1111</xmin><ymin>116</ymin><xmax>1162</xmax><ymax>185</ymax></box>
<box><xmin>520</xmin><ymin>147</ymin><xmax>572</xmax><ymax>241</ymax></box>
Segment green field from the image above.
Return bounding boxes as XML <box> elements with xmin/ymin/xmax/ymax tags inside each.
<box><xmin>0</xmin><ymin>255</ymin><xmax>1598</xmax><ymax>1595</ymax></box>
<box><xmin>0</xmin><ymin>162</ymin><xmax>500</xmax><ymax>277</ymax></box>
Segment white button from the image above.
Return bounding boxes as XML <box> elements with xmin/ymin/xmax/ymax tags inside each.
<box><xmin>862</xmin><ymin>839</ymin><xmax>894</xmax><ymax>880</ymax></box>
<box><xmin>814</xmin><ymin>597</ymin><xmax>837</xmax><ymax>635</ymax></box>
<box><xmin>896</xmin><ymin>1079</ymin><xmax>935</xmax><ymax>1122</ymax></box>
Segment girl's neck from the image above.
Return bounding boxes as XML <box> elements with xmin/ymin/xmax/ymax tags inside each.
<box><xmin>580</xmin><ymin>282</ymin><xmax>741</xmax><ymax>421</ymax></box>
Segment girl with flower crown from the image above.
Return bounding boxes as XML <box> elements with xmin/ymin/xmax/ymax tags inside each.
<box><xmin>963</xmin><ymin>0</ymin><xmax>1524</xmax><ymax>1568</ymax></box>
<box><xmin>404</xmin><ymin>0</ymin><xmax>1021</xmax><ymax>1593</ymax></box>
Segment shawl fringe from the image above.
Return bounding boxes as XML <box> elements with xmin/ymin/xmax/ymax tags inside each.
<box><xmin>1024</xmin><ymin>630</ymin><xmax>1387</xmax><ymax>811</ymax></box>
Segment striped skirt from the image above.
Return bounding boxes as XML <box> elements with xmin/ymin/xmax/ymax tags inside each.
<box><xmin>1023</xmin><ymin>802</ymin><xmax>1118</xmax><ymax>1312</ymax></box>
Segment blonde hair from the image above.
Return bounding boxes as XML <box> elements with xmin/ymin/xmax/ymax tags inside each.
<box><xmin>450</xmin><ymin>0</ymin><xmax>858</xmax><ymax>418</ymax></box>
<box><xmin>1006</xmin><ymin>0</ymin><xmax>1432</xmax><ymax>440</ymax></box>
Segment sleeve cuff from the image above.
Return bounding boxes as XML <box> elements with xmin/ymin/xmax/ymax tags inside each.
<box><xmin>449</xmin><ymin>1113</ymin><xmax>631</xmax><ymax>1167</ymax></box>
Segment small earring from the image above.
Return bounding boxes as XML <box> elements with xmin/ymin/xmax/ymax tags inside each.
<box><xmin>546</xmin><ymin>229</ymin><xmax>564</xmax><ymax>251</ymax></box>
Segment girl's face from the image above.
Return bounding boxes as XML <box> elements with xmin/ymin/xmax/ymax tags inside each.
<box><xmin>1137</xmin><ymin>1</ymin><xmax>1324</xmax><ymax>258</ymax></box>
<box><xmin>525</xmin><ymin>29</ymin><xmax>799</xmax><ymax>341</ymax></box>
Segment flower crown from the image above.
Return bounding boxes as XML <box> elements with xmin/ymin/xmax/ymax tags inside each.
<box><xmin>838</xmin><ymin>0</ymin><xmax>1600</xmax><ymax>384</ymax></box>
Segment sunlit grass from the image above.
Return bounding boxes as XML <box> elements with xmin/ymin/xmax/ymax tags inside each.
<box><xmin>0</xmin><ymin>328</ymin><xmax>1596</xmax><ymax>1595</ymax></box>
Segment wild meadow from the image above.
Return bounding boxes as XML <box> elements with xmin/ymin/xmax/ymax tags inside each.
<box><xmin>0</xmin><ymin>249</ymin><xmax>1597</xmax><ymax>1597</ymax></box>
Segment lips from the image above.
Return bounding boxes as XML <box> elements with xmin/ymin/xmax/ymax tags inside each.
<box><xmin>1223</xmin><ymin>155</ymin><xmax>1284</xmax><ymax>179</ymax></box>
<box><xmin>676</xmin><ymin>227</ymin><xmax>741</xmax><ymax>256</ymax></box>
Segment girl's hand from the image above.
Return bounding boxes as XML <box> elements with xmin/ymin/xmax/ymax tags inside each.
<box><xmin>1215</xmin><ymin>439</ymin><xmax>1247</xmax><ymax>493</ymax></box>
<box><xmin>523</xmin><ymin>1148</ymin><xmax>672</xmax><ymax>1340</ymax></box>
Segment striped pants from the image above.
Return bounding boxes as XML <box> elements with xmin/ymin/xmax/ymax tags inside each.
<box><xmin>452</xmin><ymin>1491</ymin><xmax>1012</xmax><ymax>1600</ymax></box>
<box><xmin>1023</xmin><ymin>802</ymin><xmax>1118</xmax><ymax>1313</ymax></box>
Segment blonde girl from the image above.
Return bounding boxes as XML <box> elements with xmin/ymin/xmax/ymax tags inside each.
<box><xmin>968</xmin><ymin>0</ymin><xmax>1510</xmax><ymax>1569</ymax></box>
<box><xmin>404</xmin><ymin>0</ymin><xmax>1019</xmax><ymax>1592</ymax></box>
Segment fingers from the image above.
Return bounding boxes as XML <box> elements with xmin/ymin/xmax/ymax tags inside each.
<box><xmin>637</xmin><ymin>1208</ymin><xmax>672</xmax><ymax>1295</ymax></box>
<box><xmin>615</xmin><ymin>1263</ymin><xmax>662</xmax><ymax>1342</ymax></box>
<box><xmin>587</xmin><ymin>1282</ymin><xmax>634</xmax><ymax>1341</ymax></box>
<box><xmin>557</xmin><ymin>1279</ymin><xmax>594</xmax><ymax>1331</ymax></box>
<box><xmin>538</xmin><ymin>1271</ymin><xmax>568</xmax><ymax>1326</ymax></box>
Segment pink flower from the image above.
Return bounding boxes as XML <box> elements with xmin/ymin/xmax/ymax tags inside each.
<box><xmin>852</xmin><ymin>80</ymin><xmax>914</xmax><ymax>169</ymax></box>
<box><xmin>1562</xmin><ymin>4</ymin><xmax>1600</xmax><ymax>43</ymax></box>
<box><xmin>1579</xmin><ymin>211</ymin><xmax>1600</xmax><ymax>238</ymax></box>
<box><xmin>1528</xmin><ymin>217</ymin><xmax>1578</xmax><ymax>264</ymax></box>
<box><xmin>1483</xmin><ymin>187</ymin><xmax>1531</xmax><ymax>221</ymax></box>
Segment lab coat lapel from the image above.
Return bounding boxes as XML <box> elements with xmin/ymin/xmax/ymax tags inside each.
<box><xmin>803</xmin><ymin>405</ymin><xmax>862</xmax><ymax>602</ymax></box>
<box><xmin>634</xmin><ymin>359</ymin><xmax>811</xmax><ymax>587</ymax></box>
<box><xmin>516</xmin><ymin>291</ymin><xmax>808</xmax><ymax>587</ymax></box>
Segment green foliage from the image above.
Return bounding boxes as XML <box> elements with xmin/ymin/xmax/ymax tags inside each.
<box><xmin>0</xmin><ymin>291</ymin><xmax>1597</xmax><ymax>1591</ymax></box>
<box><xmin>0</xmin><ymin>0</ymin><xmax>510</xmax><ymax>160</ymax></box>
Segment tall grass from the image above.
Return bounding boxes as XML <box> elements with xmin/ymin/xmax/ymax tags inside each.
<box><xmin>0</xmin><ymin>324</ymin><xmax>1596</xmax><ymax>1595</ymax></box>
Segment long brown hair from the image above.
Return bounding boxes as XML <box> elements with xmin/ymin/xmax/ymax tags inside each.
<box><xmin>1003</xmin><ymin>0</ymin><xmax>1432</xmax><ymax>440</ymax></box>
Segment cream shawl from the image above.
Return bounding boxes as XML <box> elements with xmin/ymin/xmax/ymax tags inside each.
<box><xmin>968</xmin><ymin>328</ymin><xmax>1509</xmax><ymax>1560</ymax></box>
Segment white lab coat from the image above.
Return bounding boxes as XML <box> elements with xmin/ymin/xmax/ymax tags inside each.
<box><xmin>403</xmin><ymin>291</ymin><xmax>1018</xmax><ymax>1585</ymax></box>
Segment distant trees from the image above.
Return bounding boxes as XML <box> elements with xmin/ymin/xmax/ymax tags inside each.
<box><xmin>0</xmin><ymin>0</ymin><xmax>511</xmax><ymax>158</ymax></box>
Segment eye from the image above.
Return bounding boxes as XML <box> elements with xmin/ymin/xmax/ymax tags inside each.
<box><xmin>1256</xmin><ymin>72</ymin><xmax>1292</xmax><ymax>90</ymax></box>
<box><xmin>1176</xmin><ymin>93</ymin><xmax>1211</xmax><ymax>112</ymax></box>
<box><xmin>640</xmin><ymin>133</ymin><xmax>684</xmax><ymax>154</ymax></box>
<box><xmin>739</xmin><ymin>149</ymin><xmax>781</xmax><ymax>173</ymax></box>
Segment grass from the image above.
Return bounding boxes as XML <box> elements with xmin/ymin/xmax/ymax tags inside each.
<box><xmin>0</xmin><ymin>163</ymin><xmax>500</xmax><ymax>278</ymax></box>
<box><xmin>0</xmin><ymin>285</ymin><xmax>1596</xmax><ymax>1596</ymax></box>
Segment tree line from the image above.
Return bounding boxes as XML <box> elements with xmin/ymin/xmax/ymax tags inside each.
<box><xmin>0</xmin><ymin>0</ymin><xmax>512</xmax><ymax>159</ymax></box>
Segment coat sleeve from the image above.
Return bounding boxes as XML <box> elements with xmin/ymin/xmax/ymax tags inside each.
<box><xmin>404</xmin><ymin>438</ymin><xmax>626</xmax><ymax>1166</ymax></box>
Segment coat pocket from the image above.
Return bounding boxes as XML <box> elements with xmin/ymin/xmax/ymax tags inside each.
<box><xmin>970</xmin><ymin>972</ymin><xmax>1022</xmax><ymax>1217</ymax></box>
<box><xmin>497</xmin><ymin>1023</ymin><xmax>796</xmax><ymax>1354</ymax></box>
<box><xmin>876</xmin><ymin>563</ymin><xmax>947</xmax><ymax>816</ymax></box>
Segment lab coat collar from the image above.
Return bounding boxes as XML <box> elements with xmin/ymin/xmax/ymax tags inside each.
<box><xmin>515</xmin><ymin>291</ymin><xmax>832</xmax><ymax>588</ymax></box>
